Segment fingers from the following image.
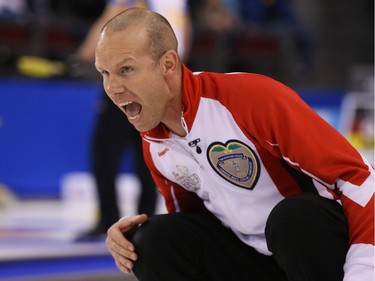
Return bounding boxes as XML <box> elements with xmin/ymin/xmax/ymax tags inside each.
<box><xmin>118</xmin><ymin>213</ymin><xmax>148</xmax><ymax>230</ymax></box>
<box><xmin>111</xmin><ymin>245</ymin><xmax>137</xmax><ymax>273</ymax></box>
<box><xmin>106</xmin><ymin>214</ymin><xmax>148</xmax><ymax>274</ymax></box>
<box><xmin>107</xmin><ymin>214</ymin><xmax>148</xmax><ymax>252</ymax></box>
<box><xmin>106</xmin><ymin>230</ymin><xmax>137</xmax><ymax>262</ymax></box>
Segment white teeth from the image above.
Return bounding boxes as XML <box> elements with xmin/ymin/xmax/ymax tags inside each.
<box><xmin>118</xmin><ymin>101</ymin><xmax>132</xmax><ymax>106</ymax></box>
<box><xmin>128</xmin><ymin>115</ymin><xmax>139</xmax><ymax>120</ymax></box>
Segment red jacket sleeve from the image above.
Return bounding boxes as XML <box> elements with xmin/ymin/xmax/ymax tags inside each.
<box><xmin>218</xmin><ymin>73</ymin><xmax>374</xmax><ymax>247</ymax></box>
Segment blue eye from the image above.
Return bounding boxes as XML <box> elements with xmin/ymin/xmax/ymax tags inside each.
<box><xmin>121</xmin><ymin>67</ymin><xmax>133</xmax><ymax>73</ymax></box>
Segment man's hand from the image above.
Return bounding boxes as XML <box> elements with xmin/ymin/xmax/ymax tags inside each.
<box><xmin>106</xmin><ymin>214</ymin><xmax>148</xmax><ymax>274</ymax></box>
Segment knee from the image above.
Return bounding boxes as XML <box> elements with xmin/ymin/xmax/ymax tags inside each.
<box><xmin>265</xmin><ymin>193</ymin><xmax>348</xmax><ymax>280</ymax></box>
<box><xmin>266</xmin><ymin>193</ymin><xmax>319</xmax><ymax>232</ymax></box>
<box><xmin>266</xmin><ymin>193</ymin><xmax>345</xmax><ymax>234</ymax></box>
<box><xmin>265</xmin><ymin>192</ymin><xmax>348</xmax><ymax>252</ymax></box>
<box><xmin>130</xmin><ymin>213</ymin><xmax>196</xmax><ymax>263</ymax></box>
<box><xmin>131</xmin><ymin>214</ymin><xmax>175</xmax><ymax>254</ymax></box>
<box><xmin>130</xmin><ymin>213</ymin><xmax>199</xmax><ymax>279</ymax></box>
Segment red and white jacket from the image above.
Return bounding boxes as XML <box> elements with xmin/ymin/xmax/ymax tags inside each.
<box><xmin>141</xmin><ymin>65</ymin><xmax>374</xmax><ymax>281</ymax></box>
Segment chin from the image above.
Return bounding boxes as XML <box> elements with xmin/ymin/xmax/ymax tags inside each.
<box><xmin>133</xmin><ymin>124</ymin><xmax>149</xmax><ymax>133</ymax></box>
<box><xmin>136</xmin><ymin>123</ymin><xmax>159</xmax><ymax>133</ymax></box>
<box><xmin>132</xmin><ymin>125</ymin><xmax>143</xmax><ymax>132</ymax></box>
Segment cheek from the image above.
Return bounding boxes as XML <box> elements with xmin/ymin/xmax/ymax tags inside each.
<box><xmin>138</xmin><ymin>69</ymin><xmax>167</xmax><ymax>106</ymax></box>
<box><xmin>102</xmin><ymin>79</ymin><xmax>111</xmax><ymax>96</ymax></box>
<box><xmin>143</xmin><ymin>93</ymin><xmax>163</xmax><ymax>115</ymax></box>
<box><xmin>141</xmin><ymin>80</ymin><xmax>165</xmax><ymax>105</ymax></box>
<box><xmin>149</xmin><ymin>89</ymin><xmax>168</xmax><ymax>113</ymax></box>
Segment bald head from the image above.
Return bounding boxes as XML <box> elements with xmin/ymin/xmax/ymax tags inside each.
<box><xmin>101</xmin><ymin>8</ymin><xmax>178</xmax><ymax>62</ymax></box>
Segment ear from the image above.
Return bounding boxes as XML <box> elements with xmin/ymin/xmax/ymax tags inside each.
<box><xmin>161</xmin><ymin>50</ymin><xmax>179</xmax><ymax>74</ymax></box>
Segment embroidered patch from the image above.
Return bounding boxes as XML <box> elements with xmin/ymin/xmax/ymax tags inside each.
<box><xmin>207</xmin><ymin>140</ymin><xmax>260</xmax><ymax>190</ymax></box>
<box><xmin>172</xmin><ymin>165</ymin><xmax>201</xmax><ymax>191</ymax></box>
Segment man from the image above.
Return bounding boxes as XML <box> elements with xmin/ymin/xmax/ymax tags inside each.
<box><xmin>95</xmin><ymin>8</ymin><xmax>374</xmax><ymax>281</ymax></box>
<box><xmin>74</xmin><ymin>0</ymin><xmax>192</xmax><ymax>239</ymax></box>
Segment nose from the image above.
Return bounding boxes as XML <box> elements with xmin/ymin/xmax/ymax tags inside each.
<box><xmin>105</xmin><ymin>75</ymin><xmax>125</xmax><ymax>98</ymax></box>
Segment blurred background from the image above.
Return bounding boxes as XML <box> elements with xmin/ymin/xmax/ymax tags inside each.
<box><xmin>0</xmin><ymin>0</ymin><xmax>373</xmax><ymax>280</ymax></box>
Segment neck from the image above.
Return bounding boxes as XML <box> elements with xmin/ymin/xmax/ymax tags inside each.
<box><xmin>163</xmin><ymin>107</ymin><xmax>186</xmax><ymax>137</ymax></box>
<box><xmin>168</xmin><ymin>123</ymin><xmax>186</xmax><ymax>137</ymax></box>
<box><xmin>163</xmin><ymin>63</ymin><xmax>185</xmax><ymax>136</ymax></box>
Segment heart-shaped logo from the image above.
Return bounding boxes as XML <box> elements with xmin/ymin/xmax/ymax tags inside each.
<box><xmin>207</xmin><ymin>140</ymin><xmax>260</xmax><ymax>190</ymax></box>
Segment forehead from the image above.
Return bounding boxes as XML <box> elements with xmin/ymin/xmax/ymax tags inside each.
<box><xmin>96</xmin><ymin>27</ymin><xmax>148</xmax><ymax>61</ymax></box>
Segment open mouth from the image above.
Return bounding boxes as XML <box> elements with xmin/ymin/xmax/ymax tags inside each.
<box><xmin>118</xmin><ymin>101</ymin><xmax>142</xmax><ymax>120</ymax></box>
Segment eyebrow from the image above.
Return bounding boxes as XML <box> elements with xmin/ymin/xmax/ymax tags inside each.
<box><xmin>115</xmin><ymin>57</ymin><xmax>134</xmax><ymax>68</ymax></box>
<box><xmin>95</xmin><ymin>57</ymin><xmax>134</xmax><ymax>71</ymax></box>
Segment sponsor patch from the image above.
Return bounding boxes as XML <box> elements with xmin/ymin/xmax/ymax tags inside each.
<box><xmin>207</xmin><ymin>140</ymin><xmax>260</xmax><ymax>190</ymax></box>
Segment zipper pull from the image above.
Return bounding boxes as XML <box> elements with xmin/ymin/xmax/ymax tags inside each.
<box><xmin>189</xmin><ymin>138</ymin><xmax>202</xmax><ymax>154</ymax></box>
